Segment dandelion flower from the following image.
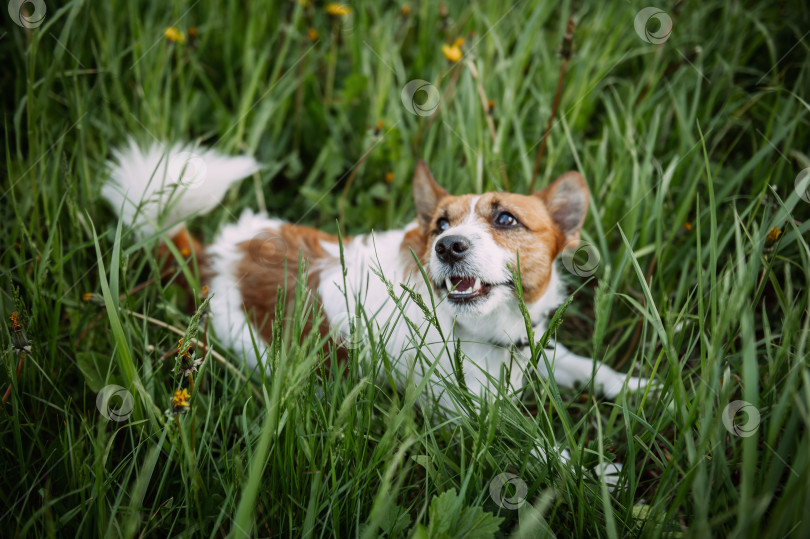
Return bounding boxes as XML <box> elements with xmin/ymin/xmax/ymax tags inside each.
<box><xmin>401</xmin><ymin>5</ymin><xmax>411</xmax><ymax>16</ymax></box>
<box><xmin>176</xmin><ymin>338</ymin><xmax>203</xmax><ymax>377</ymax></box>
<box><xmin>325</xmin><ymin>3</ymin><xmax>351</xmax><ymax>17</ymax></box>
<box><xmin>171</xmin><ymin>388</ymin><xmax>191</xmax><ymax>414</ymax></box>
<box><xmin>766</xmin><ymin>226</ymin><xmax>782</xmax><ymax>244</ymax></box>
<box><xmin>442</xmin><ymin>44</ymin><xmax>462</xmax><ymax>63</ymax></box>
<box><xmin>308</xmin><ymin>28</ymin><xmax>319</xmax><ymax>41</ymax></box>
<box><xmin>9</xmin><ymin>312</ymin><xmax>31</xmax><ymax>353</ymax></box>
<box><xmin>82</xmin><ymin>292</ymin><xmax>105</xmax><ymax>306</ymax></box>
<box><xmin>9</xmin><ymin>312</ymin><xmax>22</xmax><ymax>332</ymax></box>
<box><xmin>164</xmin><ymin>27</ymin><xmax>186</xmax><ymax>44</ymax></box>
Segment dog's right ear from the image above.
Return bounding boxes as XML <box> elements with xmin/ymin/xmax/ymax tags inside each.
<box><xmin>413</xmin><ymin>160</ymin><xmax>448</xmax><ymax>229</ymax></box>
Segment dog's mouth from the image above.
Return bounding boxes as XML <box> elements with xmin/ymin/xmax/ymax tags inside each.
<box><xmin>438</xmin><ymin>275</ymin><xmax>500</xmax><ymax>304</ymax></box>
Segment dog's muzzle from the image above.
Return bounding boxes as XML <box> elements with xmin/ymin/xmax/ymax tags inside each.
<box><xmin>434</xmin><ymin>234</ymin><xmax>470</xmax><ymax>265</ymax></box>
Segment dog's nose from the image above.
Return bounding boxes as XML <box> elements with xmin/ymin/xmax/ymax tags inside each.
<box><xmin>435</xmin><ymin>235</ymin><xmax>470</xmax><ymax>264</ymax></box>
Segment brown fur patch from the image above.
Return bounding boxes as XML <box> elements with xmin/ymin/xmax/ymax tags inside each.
<box><xmin>235</xmin><ymin>224</ymin><xmax>347</xmax><ymax>362</ymax></box>
<box><xmin>435</xmin><ymin>194</ymin><xmax>477</xmax><ymax>227</ymax></box>
<box><xmin>400</xmin><ymin>226</ymin><xmax>429</xmax><ymax>275</ymax></box>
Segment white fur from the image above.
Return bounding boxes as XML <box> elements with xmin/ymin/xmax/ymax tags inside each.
<box><xmin>102</xmin><ymin>139</ymin><xmax>260</xmax><ymax>237</ymax></box>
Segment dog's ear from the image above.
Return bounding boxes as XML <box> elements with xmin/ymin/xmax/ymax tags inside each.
<box><xmin>413</xmin><ymin>160</ymin><xmax>448</xmax><ymax>229</ymax></box>
<box><xmin>536</xmin><ymin>171</ymin><xmax>589</xmax><ymax>247</ymax></box>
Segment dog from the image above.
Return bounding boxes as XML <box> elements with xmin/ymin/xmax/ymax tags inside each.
<box><xmin>102</xmin><ymin>139</ymin><xmax>648</xmax><ymax>435</ymax></box>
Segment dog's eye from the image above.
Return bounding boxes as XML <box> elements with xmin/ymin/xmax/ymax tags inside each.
<box><xmin>436</xmin><ymin>218</ymin><xmax>450</xmax><ymax>231</ymax></box>
<box><xmin>495</xmin><ymin>211</ymin><xmax>518</xmax><ymax>227</ymax></box>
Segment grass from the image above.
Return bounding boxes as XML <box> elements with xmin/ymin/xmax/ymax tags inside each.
<box><xmin>2</xmin><ymin>0</ymin><xmax>810</xmax><ymax>536</ymax></box>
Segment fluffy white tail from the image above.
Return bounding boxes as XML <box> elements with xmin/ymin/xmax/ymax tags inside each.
<box><xmin>102</xmin><ymin>139</ymin><xmax>260</xmax><ymax>237</ymax></box>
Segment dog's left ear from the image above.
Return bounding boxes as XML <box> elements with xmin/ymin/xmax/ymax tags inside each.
<box><xmin>413</xmin><ymin>160</ymin><xmax>448</xmax><ymax>229</ymax></box>
<box><xmin>536</xmin><ymin>171</ymin><xmax>589</xmax><ymax>247</ymax></box>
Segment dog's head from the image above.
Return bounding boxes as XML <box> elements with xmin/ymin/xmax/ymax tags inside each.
<box><xmin>412</xmin><ymin>161</ymin><xmax>589</xmax><ymax>318</ymax></box>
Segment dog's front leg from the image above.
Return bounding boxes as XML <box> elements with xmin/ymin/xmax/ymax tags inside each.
<box><xmin>533</xmin><ymin>341</ymin><xmax>648</xmax><ymax>398</ymax></box>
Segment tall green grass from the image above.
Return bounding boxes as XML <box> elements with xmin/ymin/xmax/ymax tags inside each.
<box><xmin>2</xmin><ymin>0</ymin><xmax>809</xmax><ymax>536</ymax></box>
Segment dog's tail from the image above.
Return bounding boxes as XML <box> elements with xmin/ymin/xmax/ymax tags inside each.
<box><xmin>101</xmin><ymin>139</ymin><xmax>260</xmax><ymax>239</ymax></box>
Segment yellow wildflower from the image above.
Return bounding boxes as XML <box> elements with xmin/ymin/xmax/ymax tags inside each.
<box><xmin>9</xmin><ymin>311</ymin><xmax>31</xmax><ymax>352</ymax></box>
<box><xmin>171</xmin><ymin>388</ymin><xmax>191</xmax><ymax>413</ymax></box>
<box><xmin>683</xmin><ymin>222</ymin><xmax>692</xmax><ymax>231</ymax></box>
<box><xmin>385</xmin><ymin>172</ymin><xmax>394</xmax><ymax>183</ymax></box>
<box><xmin>164</xmin><ymin>27</ymin><xmax>186</xmax><ymax>44</ymax></box>
<box><xmin>308</xmin><ymin>27</ymin><xmax>319</xmax><ymax>41</ymax></box>
<box><xmin>766</xmin><ymin>226</ymin><xmax>782</xmax><ymax>244</ymax></box>
<box><xmin>401</xmin><ymin>5</ymin><xmax>411</xmax><ymax>15</ymax></box>
<box><xmin>325</xmin><ymin>3</ymin><xmax>351</xmax><ymax>16</ymax></box>
<box><xmin>442</xmin><ymin>44</ymin><xmax>462</xmax><ymax>63</ymax></box>
<box><xmin>9</xmin><ymin>312</ymin><xmax>22</xmax><ymax>332</ymax></box>
<box><xmin>454</xmin><ymin>37</ymin><xmax>464</xmax><ymax>46</ymax></box>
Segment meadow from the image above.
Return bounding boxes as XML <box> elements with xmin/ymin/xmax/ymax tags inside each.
<box><xmin>2</xmin><ymin>0</ymin><xmax>810</xmax><ymax>537</ymax></box>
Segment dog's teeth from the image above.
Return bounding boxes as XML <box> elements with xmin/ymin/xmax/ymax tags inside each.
<box><xmin>445</xmin><ymin>278</ymin><xmax>453</xmax><ymax>291</ymax></box>
<box><xmin>473</xmin><ymin>277</ymin><xmax>481</xmax><ymax>291</ymax></box>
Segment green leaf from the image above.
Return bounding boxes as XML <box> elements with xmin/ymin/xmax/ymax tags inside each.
<box><xmin>420</xmin><ymin>488</ymin><xmax>503</xmax><ymax>539</ymax></box>
<box><xmin>455</xmin><ymin>505</ymin><xmax>504</xmax><ymax>539</ymax></box>
<box><xmin>428</xmin><ymin>489</ymin><xmax>460</xmax><ymax>536</ymax></box>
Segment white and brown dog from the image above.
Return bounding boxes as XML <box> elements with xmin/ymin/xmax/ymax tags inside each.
<box><xmin>103</xmin><ymin>141</ymin><xmax>648</xmax><ymax>415</ymax></box>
